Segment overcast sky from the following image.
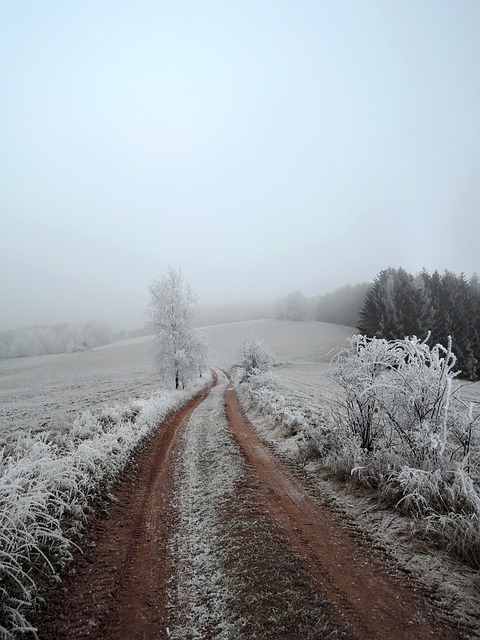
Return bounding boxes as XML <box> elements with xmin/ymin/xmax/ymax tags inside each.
<box><xmin>1</xmin><ymin>1</ymin><xmax>479</xmax><ymax>331</ymax></box>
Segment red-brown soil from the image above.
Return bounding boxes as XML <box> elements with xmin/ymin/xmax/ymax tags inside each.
<box><xmin>34</xmin><ymin>378</ymin><xmax>216</xmax><ymax>640</ymax></box>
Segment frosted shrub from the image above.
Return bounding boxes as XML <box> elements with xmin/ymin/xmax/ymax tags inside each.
<box><xmin>327</xmin><ymin>334</ymin><xmax>480</xmax><ymax>566</ymax></box>
<box><xmin>448</xmin><ymin>398</ymin><xmax>480</xmax><ymax>474</ymax></box>
<box><xmin>330</xmin><ymin>334</ymin><xmax>464</xmax><ymax>468</ymax></box>
<box><xmin>330</xmin><ymin>335</ymin><xmax>395</xmax><ymax>452</ymax></box>
<box><xmin>238</xmin><ymin>335</ymin><xmax>275</xmax><ymax>381</ymax></box>
<box><xmin>237</xmin><ymin>337</ymin><xmax>310</xmax><ymax>438</ymax></box>
<box><xmin>378</xmin><ymin>336</ymin><xmax>460</xmax><ymax>466</ymax></box>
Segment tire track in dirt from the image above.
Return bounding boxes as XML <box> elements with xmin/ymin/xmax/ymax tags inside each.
<box><xmin>224</xmin><ymin>373</ymin><xmax>460</xmax><ymax>640</ymax></box>
<box><xmin>166</xmin><ymin>371</ymin><xmax>345</xmax><ymax>639</ymax></box>
<box><xmin>34</xmin><ymin>376</ymin><xmax>217</xmax><ymax>640</ymax></box>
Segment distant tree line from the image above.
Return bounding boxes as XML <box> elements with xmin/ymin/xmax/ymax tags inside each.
<box><xmin>275</xmin><ymin>283</ymin><xmax>369</xmax><ymax>327</ymax></box>
<box><xmin>358</xmin><ymin>268</ymin><xmax>480</xmax><ymax>380</ymax></box>
<box><xmin>0</xmin><ymin>321</ymin><xmax>114</xmax><ymax>359</ymax></box>
<box><xmin>313</xmin><ymin>283</ymin><xmax>370</xmax><ymax>327</ymax></box>
<box><xmin>275</xmin><ymin>268</ymin><xmax>479</xmax><ymax>380</ymax></box>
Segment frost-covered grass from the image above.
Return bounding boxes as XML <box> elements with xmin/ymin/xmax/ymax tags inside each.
<box><xmin>168</xmin><ymin>380</ymin><xmax>246</xmax><ymax>638</ymax></box>
<box><xmin>0</xmin><ymin>376</ymin><xmax>208</xmax><ymax>640</ymax></box>
<box><xmin>0</xmin><ymin>336</ymin><xmax>156</xmax><ymax>443</ymax></box>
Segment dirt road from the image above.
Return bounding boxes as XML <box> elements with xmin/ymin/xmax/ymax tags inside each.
<box><xmin>34</xmin><ymin>371</ymin><xmax>462</xmax><ymax>639</ymax></box>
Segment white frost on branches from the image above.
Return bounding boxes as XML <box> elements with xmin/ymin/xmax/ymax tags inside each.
<box><xmin>238</xmin><ymin>335</ymin><xmax>274</xmax><ymax>381</ymax></box>
<box><xmin>237</xmin><ymin>332</ymin><xmax>480</xmax><ymax>567</ymax></box>
<box><xmin>324</xmin><ymin>334</ymin><xmax>480</xmax><ymax>566</ymax></box>
<box><xmin>146</xmin><ymin>267</ymin><xmax>207</xmax><ymax>389</ymax></box>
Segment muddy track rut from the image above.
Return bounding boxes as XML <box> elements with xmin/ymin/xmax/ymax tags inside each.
<box><xmin>34</xmin><ymin>370</ymin><xmax>462</xmax><ymax>639</ymax></box>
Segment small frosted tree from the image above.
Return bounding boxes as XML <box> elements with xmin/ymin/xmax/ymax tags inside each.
<box><xmin>146</xmin><ymin>267</ymin><xmax>207</xmax><ymax>389</ymax></box>
<box><xmin>239</xmin><ymin>335</ymin><xmax>274</xmax><ymax>381</ymax></box>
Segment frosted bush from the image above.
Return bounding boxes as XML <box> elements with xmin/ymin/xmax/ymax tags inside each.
<box><xmin>328</xmin><ymin>334</ymin><xmax>462</xmax><ymax>459</ymax></box>
<box><xmin>325</xmin><ymin>334</ymin><xmax>480</xmax><ymax>566</ymax></box>
<box><xmin>238</xmin><ymin>335</ymin><xmax>275</xmax><ymax>381</ymax></box>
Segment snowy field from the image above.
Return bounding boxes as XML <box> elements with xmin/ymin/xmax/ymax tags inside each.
<box><xmin>0</xmin><ymin>336</ymin><xmax>157</xmax><ymax>444</ymax></box>
<box><xmin>2</xmin><ymin>320</ymin><xmax>478</xmax><ymax>447</ymax></box>
<box><xmin>203</xmin><ymin>318</ymin><xmax>354</xmax><ymax>370</ymax></box>
<box><xmin>0</xmin><ymin>320</ymin><xmax>352</xmax><ymax>448</ymax></box>
<box><xmin>204</xmin><ymin>319</ymin><xmax>480</xmax><ymax>417</ymax></box>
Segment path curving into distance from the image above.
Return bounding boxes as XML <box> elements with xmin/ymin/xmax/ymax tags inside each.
<box><xmin>34</xmin><ymin>370</ymin><xmax>461</xmax><ymax>639</ymax></box>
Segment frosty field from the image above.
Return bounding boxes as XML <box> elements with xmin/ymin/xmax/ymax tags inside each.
<box><xmin>202</xmin><ymin>318</ymin><xmax>355</xmax><ymax>369</ymax></box>
<box><xmin>0</xmin><ymin>320</ymin><xmax>348</xmax><ymax>448</ymax></box>
<box><xmin>0</xmin><ymin>336</ymin><xmax>158</xmax><ymax>444</ymax></box>
<box><xmin>2</xmin><ymin>320</ymin><xmax>478</xmax><ymax>446</ymax></box>
<box><xmin>204</xmin><ymin>318</ymin><xmax>480</xmax><ymax>422</ymax></box>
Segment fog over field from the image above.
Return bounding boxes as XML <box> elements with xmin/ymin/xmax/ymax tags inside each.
<box><xmin>3</xmin><ymin>318</ymin><xmax>478</xmax><ymax>446</ymax></box>
<box><xmin>1</xmin><ymin>2</ymin><xmax>479</xmax><ymax>332</ymax></box>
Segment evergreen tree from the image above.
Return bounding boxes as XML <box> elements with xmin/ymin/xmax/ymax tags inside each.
<box><xmin>358</xmin><ymin>268</ymin><xmax>398</xmax><ymax>338</ymax></box>
<box><xmin>359</xmin><ymin>267</ymin><xmax>479</xmax><ymax>379</ymax></box>
<box><xmin>451</xmin><ymin>273</ymin><xmax>478</xmax><ymax>379</ymax></box>
<box><xmin>470</xmin><ymin>274</ymin><xmax>480</xmax><ymax>379</ymax></box>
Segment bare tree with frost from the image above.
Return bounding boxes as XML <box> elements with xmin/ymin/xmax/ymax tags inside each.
<box><xmin>146</xmin><ymin>267</ymin><xmax>207</xmax><ymax>389</ymax></box>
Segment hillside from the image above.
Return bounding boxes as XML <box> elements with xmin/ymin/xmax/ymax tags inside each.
<box><xmin>203</xmin><ymin>319</ymin><xmax>356</xmax><ymax>369</ymax></box>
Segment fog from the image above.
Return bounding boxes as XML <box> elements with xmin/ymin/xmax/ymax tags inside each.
<box><xmin>1</xmin><ymin>1</ymin><xmax>479</xmax><ymax>332</ymax></box>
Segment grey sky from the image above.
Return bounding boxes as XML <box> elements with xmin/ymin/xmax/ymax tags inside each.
<box><xmin>1</xmin><ymin>1</ymin><xmax>479</xmax><ymax>331</ymax></box>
